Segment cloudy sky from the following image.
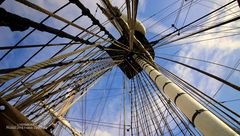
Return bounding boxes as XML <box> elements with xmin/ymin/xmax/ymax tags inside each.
<box><xmin>0</xmin><ymin>0</ymin><xmax>239</xmax><ymax>135</ymax></box>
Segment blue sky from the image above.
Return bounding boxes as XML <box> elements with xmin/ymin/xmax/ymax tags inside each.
<box><xmin>0</xmin><ymin>0</ymin><xmax>240</xmax><ymax>135</ymax></box>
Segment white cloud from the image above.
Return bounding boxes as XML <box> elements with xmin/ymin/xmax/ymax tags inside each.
<box><xmin>95</xmin><ymin>129</ymin><xmax>112</xmax><ymax>136</ymax></box>
<box><xmin>139</xmin><ymin>0</ymin><xmax>146</xmax><ymax>12</ymax></box>
<box><xmin>169</xmin><ymin>0</ymin><xmax>240</xmax><ymax>96</ymax></box>
<box><xmin>143</xmin><ymin>18</ymin><xmax>170</xmax><ymax>35</ymax></box>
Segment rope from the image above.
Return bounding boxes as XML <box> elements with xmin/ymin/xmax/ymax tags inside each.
<box><xmin>0</xmin><ymin>43</ymin><xmax>101</xmax><ymax>83</ymax></box>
